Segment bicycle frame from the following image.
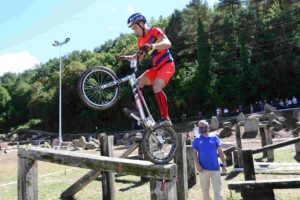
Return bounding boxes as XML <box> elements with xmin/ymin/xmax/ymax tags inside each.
<box><xmin>100</xmin><ymin>59</ymin><xmax>156</xmax><ymax>128</ymax></box>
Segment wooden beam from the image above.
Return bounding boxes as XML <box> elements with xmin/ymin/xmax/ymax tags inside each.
<box><xmin>228</xmin><ymin>179</ymin><xmax>300</xmax><ymax>190</ymax></box>
<box><xmin>101</xmin><ymin>135</ymin><xmax>115</xmax><ymax>200</ymax></box>
<box><xmin>18</xmin><ymin>147</ymin><xmax>177</xmax><ymax>181</ymax></box>
<box><xmin>242</xmin><ymin>150</ymin><xmax>256</xmax><ymax>181</ymax></box>
<box><xmin>174</xmin><ymin>133</ymin><xmax>188</xmax><ymax>200</ymax></box>
<box><xmin>252</xmin><ymin>136</ymin><xmax>300</xmax><ymax>154</ymax></box>
<box><xmin>18</xmin><ymin>157</ymin><xmax>38</xmax><ymax>200</ymax></box>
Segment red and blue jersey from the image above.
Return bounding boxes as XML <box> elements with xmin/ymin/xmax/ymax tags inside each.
<box><xmin>138</xmin><ymin>28</ymin><xmax>174</xmax><ymax>70</ymax></box>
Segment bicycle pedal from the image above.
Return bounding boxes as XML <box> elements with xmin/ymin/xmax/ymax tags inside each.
<box><xmin>123</xmin><ymin>108</ymin><xmax>131</xmax><ymax>116</ymax></box>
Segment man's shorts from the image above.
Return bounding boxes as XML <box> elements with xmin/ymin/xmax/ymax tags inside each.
<box><xmin>141</xmin><ymin>62</ymin><xmax>175</xmax><ymax>85</ymax></box>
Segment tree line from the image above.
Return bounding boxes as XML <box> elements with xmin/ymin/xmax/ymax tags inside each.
<box><xmin>0</xmin><ymin>0</ymin><xmax>299</xmax><ymax>133</ymax></box>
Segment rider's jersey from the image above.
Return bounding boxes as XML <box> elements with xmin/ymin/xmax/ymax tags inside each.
<box><xmin>138</xmin><ymin>28</ymin><xmax>174</xmax><ymax>70</ymax></box>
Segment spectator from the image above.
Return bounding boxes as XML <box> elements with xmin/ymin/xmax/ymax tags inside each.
<box><xmin>286</xmin><ymin>98</ymin><xmax>292</xmax><ymax>108</ymax></box>
<box><xmin>186</xmin><ymin>132</ymin><xmax>191</xmax><ymax>145</ymax></box>
<box><xmin>292</xmin><ymin>96</ymin><xmax>298</xmax><ymax>107</ymax></box>
<box><xmin>249</xmin><ymin>104</ymin><xmax>254</xmax><ymax>114</ymax></box>
<box><xmin>193</xmin><ymin>123</ymin><xmax>200</xmax><ymax>139</ymax></box>
<box><xmin>198</xmin><ymin>111</ymin><xmax>203</xmax><ymax>119</ymax></box>
<box><xmin>279</xmin><ymin>99</ymin><xmax>284</xmax><ymax>109</ymax></box>
<box><xmin>192</xmin><ymin>120</ymin><xmax>227</xmax><ymax>200</ymax></box>
<box><xmin>223</xmin><ymin>108</ymin><xmax>229</xmax><ymax>116</ymax></box>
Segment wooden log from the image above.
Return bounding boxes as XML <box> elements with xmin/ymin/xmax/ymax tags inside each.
<box><xmin>18</xmin><ymin>157</ymin><xmax>38</xmax><ymax>200</ymax></box>
<box><xmin>150</xmin><ymin>178</ymin><xmax>177</xmax><ymax>200</ymax></box>
<box><xmin>101</xmin><ymin>135</ymin><xmax>115</xmax><ymax>200</ymax></box>
<box><xmin>62</xmin><ymin>136</ymin><xmax>140</xmax><ymax>198</ymax></box>
<box><xmin>242</xmin><ymin>150</ymin><xmax>256</xmax><ymax>180</ymax></box>
<box><xmin>61</xmin><ymin>169</ymin><xmax>102</xmax><ymax>198</ymax></box>
<box><xmin>174</xmin><ymin>133</ymin><xmax>188</xmax><ymax>200</ymax></box>
<box><xmin>223</xmin><ymin>146</ymin><xmax>236</xmax><ymax>166</ymax></box>
<box><xmin>18</xmin><ymin>147</ymin><xmax>177</xmax><ymax>181</ymax></box>
<box><xmin>252</xmin><ymin>136</ymin><xmax>300</xmax><ymax>154</ymax></box>
<box><xmin>228</xmin><ymin>179</ymin><xmax>300</xmax><ymax>190</ymax></box>
<box><xmin>293</xmin><ymin>124</ymin><xmax>300</xmax><ymax>158</ymax></box>
<box><xmin>266</xmin><ymin>128</ymin><xmax>274</xmax><ymax>161</ymax></box>
<box><xmin>259</xmin><ymin>124</ymin><xmax>268</xmax><ymax>157</ymax></box>
<box><xmin>186</xmin><ymin>146</ymin><xmax>196</xmax><ymax>188</ymax></box>
<box><xmin>235</xmin><ymin>124</ymin><xmax>243</xmax><ymax>167</ymax></box>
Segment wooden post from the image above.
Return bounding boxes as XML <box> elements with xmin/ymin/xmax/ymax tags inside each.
<box><xmin>150</xmin><ymin>178</ymin><xmax>177</xmax><ymax>200</ymax></box>
<box><xmin>174</xmin><ymin>133</ymin><xmax>188</xmax><ymax>200</ymax></box>
<box><xmin>223</xmin><ymin>146</ymin><xmax>236</xmax><ymax>167</ymax></box>
<box><xmin>293</xmin><ymin>123</ymin><xmax>300</xmax><ymax>159</ymax></box>
<box><xmin>242</xmin><ymin>150</ymin><xmax>256</xmax><ymax>181</ymax></box>
<box><xmin>18</xmin><ymin>156</ymin><xmax>38</xmax><ymax>200</ymax></box>
<box><xmin>100</xmin><ymin>135</ymin><xmax>115</xmax><ymax>200</ymax></box>
<box><xmin>186</xmin><ymin>145</ymin><xmax>196</xmax><ymax>188</ymax></box>
<box><xmin>266</xmin><ymin>128</ymin><xmax>274</xmax><ymax>162</ymax></box>
<box><xmin>235</xmin><ymin>124</ymin><xmax>243</xmax><ymax>167</ymax></box>
<box><xmin>259</xmin><ymin>124</ymin><xmax>268</xmax><ymax>157</ymax></box>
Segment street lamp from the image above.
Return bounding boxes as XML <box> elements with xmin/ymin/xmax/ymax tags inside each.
<box><xmin>52</xmin><ymin>37</ymin><xmax>70</xmax><ymax>148</ymax></box>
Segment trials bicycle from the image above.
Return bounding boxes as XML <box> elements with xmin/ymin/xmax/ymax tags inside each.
<box><xmin>77</xmin><ymin>50</ymin><xmax>178</xmax><ymax>164</ymax></box>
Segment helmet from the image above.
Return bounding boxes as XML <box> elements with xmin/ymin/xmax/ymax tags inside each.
<box><xmin>127</xmin><ymin>13</ymin><xmax>146</xmax><ymax>27</ymax></box>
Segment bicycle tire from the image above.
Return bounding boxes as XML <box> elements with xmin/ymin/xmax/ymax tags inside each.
<box><xmin>78</xmin><ymin>66</ymin><xmax>120</xmax><ymax>111</ymax></box>
<box><xmin>141</xmin><ymin>127</ymin><xmax>178</xmax><ymax>164</ymax></box>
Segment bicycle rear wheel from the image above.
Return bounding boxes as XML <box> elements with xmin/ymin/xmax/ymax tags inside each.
<box><xmin>141</xmin><ymin>127</ymin><xmax>178</xmax><ymax>164</ymax></box>
<box><xmin>78</xmin><ymin>67</ymin><xmax>120</xmax><ymax>111</ymax></box>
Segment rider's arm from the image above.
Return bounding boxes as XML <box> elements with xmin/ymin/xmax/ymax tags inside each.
<box><xmin>124</xmin><ymin>52</ymin><xmax>145</xmax><ymax>61</ymax></box>
<box><xmin>151</xmin><ymin>34</ymin><xmax>171</xmax><ymax>50</ymax></box>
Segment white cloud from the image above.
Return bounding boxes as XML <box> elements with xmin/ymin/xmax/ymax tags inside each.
<box><xmin>106</xmin><ymin>25</ymin><xmax>115</xmax><ymax>30</ymax></box>
<box><xmin>127</xmin><ymin>5</ymin><xmax>135</xmax><ymax>13</ymax></box>
<box><xmin>0</xmin><ymin>51</ymin><xmax>40</xmax><ymax>76</ymax></box>
<box><xmin>111</xmin><ymin>7</ymin><xmax>117</xmax><ymax>13</ymax></box>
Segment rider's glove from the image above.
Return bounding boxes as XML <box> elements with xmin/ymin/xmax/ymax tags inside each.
<box><xmin>143</xmin><ymin>43</ymin><xmax>153</xmax><ymax>50</ymax></box>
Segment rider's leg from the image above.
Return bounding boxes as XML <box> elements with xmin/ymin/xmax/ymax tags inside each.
<box><xmin>137</xmin><ymin>76</ymin><xmax>151</xmax><ymax>108</ymax></box>
<box><xmin>153</xmin><ymin>79</ymin><xmax>169</xmax><ymax>121</ymax></box>
<box><xmin>153</xmin><ymin>63</ymin><xmax>175</xmax><ymax>126</ymax></box>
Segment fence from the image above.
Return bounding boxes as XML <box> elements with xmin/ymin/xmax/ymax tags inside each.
<box><xmin>18</xmin><ymin>134</ymin><xmax>178</xmax><ymax>200</ymax></box>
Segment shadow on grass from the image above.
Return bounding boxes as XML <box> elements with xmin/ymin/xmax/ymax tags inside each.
<box><xmin>116</xmin><ymin>179</ymin><xmax>148</xmax><ymax>192</ymax></box>
<box><xmin>225</xmin><ymin>170</ymin><xmax>241</xmax><ymax>181</ymax></box>
<box><xmin>294</xmin><ymin>155</ymin><xmax>300</xmax><ymax>162</ymax></box>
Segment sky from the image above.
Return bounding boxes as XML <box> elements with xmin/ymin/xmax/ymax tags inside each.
<box><xmin>0</xmin><ymin>0</ymin><xmax>219</xmax><ymax>76</ymax></box>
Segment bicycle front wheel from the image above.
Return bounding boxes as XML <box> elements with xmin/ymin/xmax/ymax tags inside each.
<box><xmin>78</xmin><ymin>67</ymin><xmax>120</xmax><ymax>111</ymax></box>
<box><xmin>141</xmin><ymin>127</ymin><xmax>178</xmax><ymax>164</ymax></box>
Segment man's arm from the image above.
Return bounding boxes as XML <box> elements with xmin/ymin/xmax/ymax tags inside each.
<box><xmin>217</xmin><ymin>147</ymin><xmax>227</xmax><ymax>173</ymax></box>
<box><xmin>193</xmin><ymin>149</ymin><xmax>203</xmax><ymax>173</ymax></box>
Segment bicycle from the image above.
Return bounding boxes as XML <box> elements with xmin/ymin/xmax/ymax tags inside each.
<box><xmin>77</xmin><ymin>50</ymin><xmax>178</xmax><ymax>164</ymax></box>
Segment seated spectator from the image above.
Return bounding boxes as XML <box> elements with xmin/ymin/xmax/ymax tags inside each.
<box><xmin>292</xmin><ymin>96</ymin><xmax>298</xmax><ymax>107</ymax></box>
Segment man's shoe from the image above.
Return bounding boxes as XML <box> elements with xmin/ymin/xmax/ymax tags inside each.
<box><xmin>156</xmin><ymin>118</ymin><xmax>172</xmax><ymax>127</ymax></box>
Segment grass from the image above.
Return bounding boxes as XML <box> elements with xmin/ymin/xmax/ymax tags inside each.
<box><xmin>1</xmin><ymin>148</ymin><xmax>300</xmax><ymax>200</ymax></box>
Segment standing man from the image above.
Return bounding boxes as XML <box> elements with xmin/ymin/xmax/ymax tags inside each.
<box><xmin>192</xmin><ymin>120</ymin><xmax>227</xmax><ymax>200</ymax></box>
<box><xmin>119</xmin><ymin>13</ymin><xmax>175</xmax><ymax>127</ymax></box>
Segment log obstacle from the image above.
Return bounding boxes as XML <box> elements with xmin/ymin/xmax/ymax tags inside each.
<box><xmin>228</xmin><ymin>125</ymin><xmax>300</xmax><ymax>200</ymax></box>
<box><xmin>18</xmin><ymin>146</ymin><xmax>177</xmax><ymax>200</ymax></box>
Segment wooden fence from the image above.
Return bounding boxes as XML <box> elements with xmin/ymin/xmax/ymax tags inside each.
<box><xmin>18</xmin><ymin>134</ymin><xmax>178</xmax><ymax>200</ymax></box>
<box><xmin>18</xmin><ymin>132</ymin><xmax>199</xmax><ymax>200</ymax></box>
<box><xmin>228</xmin><ymin>124</ymin><xmax>300</xmax><ymax>200</ymax></box>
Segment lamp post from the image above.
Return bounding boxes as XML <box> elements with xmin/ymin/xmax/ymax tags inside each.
<box><xmin>52</xmin><ymin>37</ymin><xmax>70</xmax><ymax>148</ymax></box>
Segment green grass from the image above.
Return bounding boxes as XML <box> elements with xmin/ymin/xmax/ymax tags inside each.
<box><xmin>1</xmin><ymin>148</ymin><xmax>300</xmax><ymax>200</ymax></box>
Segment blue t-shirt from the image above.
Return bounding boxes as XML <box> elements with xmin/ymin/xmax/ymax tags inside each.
<box><xmin>192</xmin><ymin>134</ymin><xmax>221</xmax><ymax>171</ymax></box>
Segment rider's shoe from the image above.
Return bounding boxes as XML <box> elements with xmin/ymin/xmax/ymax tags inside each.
<box><xmin>155</xmin><ymin>118</ymin><xmax>172</xmax><ymax>127</ymax></box>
